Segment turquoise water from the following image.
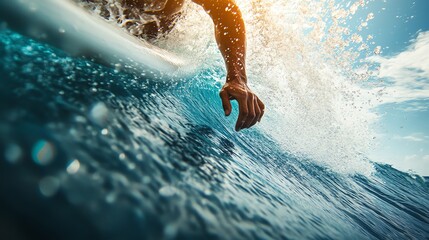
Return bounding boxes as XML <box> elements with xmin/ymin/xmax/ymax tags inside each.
<box><xmin>0</xmin><ymin>30</ymin><xmax>428</xmax><ymax>239</ymax></box>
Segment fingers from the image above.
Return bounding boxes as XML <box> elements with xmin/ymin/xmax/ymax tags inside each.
<box><xmin>242</xmin><ymin>95</ymin><xmax>256</xmax><ymax>129</ymax></box>
<box><xmin>219</xmin><ymin>89</ymin><xmax>232</xmax><ymax>116</ymax></box>
<box><xmin>235</xmin><ymin>95</ymin><xmax>248</xmax><ymax>131</ymax></box>
<box><xmin>257</xmin><ymin>98</ymin><xmax>265</xmax><ymax>122</ymax></box>
<box><xmin>250</xmin><ymin>97</ymin><xmax>261</xmax><ymax>127</ymax></box>
<box><xmin>242</xmin><ymin>95</ymin><xmax>263</xmax><ymax>129</ymax></box>
<box><xmin>220</xmin><ymin>85</ymin><xmax>265</xmax><ymax>131</ymax></box>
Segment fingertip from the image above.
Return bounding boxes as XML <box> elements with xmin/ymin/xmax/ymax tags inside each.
<box><xmin>235</xmin><ymin>122</ymin><xmax>242</xmax><ymax>131</ymax></box>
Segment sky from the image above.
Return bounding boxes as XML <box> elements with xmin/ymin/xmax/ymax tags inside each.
<box><xmin>347</xmin><ymin>0</ymin><xmax>429</xmax><ymax>176</ymax></box>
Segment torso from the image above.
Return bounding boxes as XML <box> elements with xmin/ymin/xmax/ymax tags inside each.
<box><xmin>79</xmin><ymin>0</ymin><xmax>187</xmax><ymax>39</ymax></box>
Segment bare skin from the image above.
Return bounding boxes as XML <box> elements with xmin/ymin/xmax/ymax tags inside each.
<box><xmin>124</xmin><ymin>0</ymin><xmax>265</xmax><ymax>131</ymax></box>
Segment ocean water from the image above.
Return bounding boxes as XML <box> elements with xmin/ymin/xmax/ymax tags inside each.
<box><xmin>1</xmin><ymin>29</ymin><xmax>428</xmax><ymax>240</ymax></box>
<box><xmin>1</xmin><ymin>0</ymin><xmax>429</xmax><ymax>239</ymax></box>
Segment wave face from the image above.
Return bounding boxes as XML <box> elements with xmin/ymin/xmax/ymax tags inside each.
<box><xmin>1</xmin><ymin>28</ymin><xmax>428</xmax><ymax>239</ymax></box>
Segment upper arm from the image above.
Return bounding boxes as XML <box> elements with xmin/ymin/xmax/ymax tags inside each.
<box><xmin>191</xmin><ymin>0</ymin><xmax>242</xmax><ymax>21</ymax></box>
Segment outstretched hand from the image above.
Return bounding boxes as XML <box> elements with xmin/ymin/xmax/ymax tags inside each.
<box><xmin>220</xmin><ymin>80</ymin><xmax>265</xmax><ymax>131</ymax></box>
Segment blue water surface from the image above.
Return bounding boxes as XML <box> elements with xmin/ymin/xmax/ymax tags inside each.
<box><xmin>0</xmin><ymin>30</ymin><xmax>428</xmax><ymax>240</ymax></box>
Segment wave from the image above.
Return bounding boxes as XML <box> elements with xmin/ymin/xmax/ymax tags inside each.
<box><xmin>1</xmin><ymin>29</ymin><xmax>428</xmax><ymax>239</ymax></box>
<box><xmin>1</xmin><ymin>0</ymin><xmax>428</xmax><ymax>238</ymax></box>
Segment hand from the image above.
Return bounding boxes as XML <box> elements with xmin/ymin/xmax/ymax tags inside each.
<box><xmin>219</xmin><ymin>80</ymin><xmax>265</xmax><ymax>131</ymax></box>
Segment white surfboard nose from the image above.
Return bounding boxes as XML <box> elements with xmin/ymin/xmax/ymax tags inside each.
<box><xmin>0</xmin><ymin>0</ymin><xmax>188</xmax><ymax>77</ymax></box>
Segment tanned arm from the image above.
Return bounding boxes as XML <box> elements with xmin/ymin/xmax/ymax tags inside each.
<box><xmin>192</xmin><ymin>0</ymin><xmax>265</xmax><ymax>131</ymax></box>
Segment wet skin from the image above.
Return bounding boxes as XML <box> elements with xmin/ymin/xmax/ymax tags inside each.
<box><xmin>124</xmin><ymin>0</ymin><xmax>265</xmax><ymax>131</ymax></box>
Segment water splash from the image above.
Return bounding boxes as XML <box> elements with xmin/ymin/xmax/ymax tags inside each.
<box><xmin>77</xmin><ymin>0</ymin><xmax>381</xmax><ymax>174</ymax></box>
<box><xmin>165</xmin><ymin>0</ymin><xmax>380</xmax><ymax>174</ymax></box>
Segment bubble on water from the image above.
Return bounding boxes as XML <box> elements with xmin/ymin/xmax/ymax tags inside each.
<box><xmin>39</xmin><ymin>176</ymin><xmax>60</xmax><ymax>197</ymax></box>
<box><xmin>67</xmin><ymin>159</ymin><xmax>81</xmax><ymax>174</ymax></box>
<box><xmin>119</xmin><ymin>153</ymin><xmax>126</xmax><ymax>160</ymax></box>
<box><xmin>101</xmin><ymin>128</ymin><xmax>109</xmax><ymax>135</ymax></box>
<box><xmin>4</xmin><ymin>143</ymin><xmax>23</xmax><ymax>164</ymax></box>
<box><xmin>58</xmin><ymin>28</ymin><xmax>66</xmax><ymax>33</ymax></box>
<box><xmin>32</xmin><ymin>140</ymin><xmax>55</xmax><ymax>165</ymax></box>
<box><xmin>89</xmin><ymin>102</ymin><xmax>109</xmax><ymax>125</ymax></box>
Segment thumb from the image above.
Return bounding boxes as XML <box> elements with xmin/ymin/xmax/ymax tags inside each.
<box><xmin>220</xmin><ymin>90</ymin><xmax>232</xmax><ymax>116</ymax></box>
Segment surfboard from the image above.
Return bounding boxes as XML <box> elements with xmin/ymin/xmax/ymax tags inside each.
<box><xmin>0</xmin><ymin>0</ymin><xmax>188</xmax><ymax>76</ymax></box>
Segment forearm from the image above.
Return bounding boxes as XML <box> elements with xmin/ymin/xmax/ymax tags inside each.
<box><xmin>193</xmin><ymin>0</ymin><xmax>247</xmax><ymax>83</ymax></box>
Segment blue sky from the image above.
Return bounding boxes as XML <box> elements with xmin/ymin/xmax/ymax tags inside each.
<box><xmin>344</xmin><ymin>0</ymin><xmax>429</xmax><ymax>176</ymax></box>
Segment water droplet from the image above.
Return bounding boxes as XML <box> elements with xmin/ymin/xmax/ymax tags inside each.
<box><xmin>101</xmin><ymin>128</ymin><xmax>109</xmax><ymax>135</ymax></box>
<box><xmin>373</xmin><ymin>46</ymin><xmax>381</xmax><ymax>55</ymax></box>
<box><xmin>89</xmin><ymin>102</ymin><xmax>109</xmax><ymax>125</ymax></box>
<box><xmin>39</xmin><ymin>176</ymin><xmax>60</xmax><ymax>197</ymax></box>
<box><xmin>58</xmin><ymin>28</ymin><xmax>66</xmax><ymax>33</ymax></box>
<box><xmin>4</xmin><ymin>143</ymin><xmax>22</xmax><ymax>164</ymax></box>
<box><xmin>159</xmin><ymin>186</ymin><xmax>180</xmax><ymax>197</ymax></box>
<box><xmin>74</xmin><ymin>115</ymin><xmax>86</xmax><ymax>123</ymax></box>
<box><xmin>203</xmin><ymin>189</ymin><xmax>212</xmax><ymax>196</ymax></box>
<box><xmin>127</xmin><ymin>163</ymin><xmax>136</xmax><ymax>170</ymax></box>
<box><xmin>114</xmin><ymin>63</ymin><xmax>122</xmax><ymax>73</ymax></box>
<box><xmin>32</xmin><ymin>140</ymin><xmax>55</xmax><ymax>165</ymax></box>
<box><xmin>142</xmin><ymin>176</ymin><xmax>151</xmax><ymax>184</ymax></box>
<box><xmin>67</xmin><ymin>159</ymin><xmax>80</xmax><ymax>174</ymax></box>
<box><xmin>164</xmin><ymin>224</ymin><xmax>178</xmax><ymax>239</ymax></box>
<box><xmin>106</xmin><ymin>193</ymin><xmax>116</xmax><ymax>203</ymax></box>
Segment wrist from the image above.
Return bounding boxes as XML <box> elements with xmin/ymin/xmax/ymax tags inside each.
<box><xmin>226</xmin><ymin>68</ymin><xmax>247</xmax><ymax>84</ymax></box>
